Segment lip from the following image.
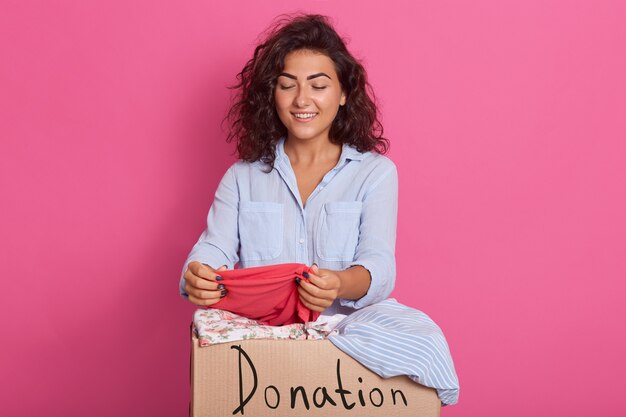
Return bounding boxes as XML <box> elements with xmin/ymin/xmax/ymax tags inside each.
<box><xmin>291</xmin><ymin>112</ymin><xmax>318</xmax><ymax>123</ymax></box>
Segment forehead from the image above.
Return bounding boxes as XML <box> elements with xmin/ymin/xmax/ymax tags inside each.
<box><xmin>281</xmin><ymin>49</ymin><xmax>338</xmax><ymax>77</ymax></box>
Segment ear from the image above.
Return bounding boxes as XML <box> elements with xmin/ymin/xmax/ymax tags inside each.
<box><xmin>340</xmin><ymin>91</ymin><xmax>347</xmax><ymax>106</ymax></box>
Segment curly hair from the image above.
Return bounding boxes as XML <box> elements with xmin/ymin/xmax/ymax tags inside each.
<box><xmin>225</xmin><ymin>13</ymin><xmax>389</xmax><ymax>168</ymax></box>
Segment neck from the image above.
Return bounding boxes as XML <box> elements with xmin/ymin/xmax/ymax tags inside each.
<box><xmin>283</xmin><ymin>136</ymin><xmax>342</xmax><ymax>165</ymax></box>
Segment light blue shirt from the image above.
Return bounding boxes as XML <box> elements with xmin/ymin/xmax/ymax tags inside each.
<box><xmin>180</xmin><ymin>138</ymin><xmax>398</xmax><ymax>316</ymax></box>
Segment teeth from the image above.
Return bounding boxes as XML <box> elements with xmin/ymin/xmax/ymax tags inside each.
<box><xmin>293</xmin><ymin>113</ymin><xmax>316</xmax><ymax>119</ymax></box>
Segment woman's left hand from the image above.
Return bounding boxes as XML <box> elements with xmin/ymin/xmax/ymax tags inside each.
<box><xmin>297</xmin><ymin>264</ymin><xmax>341</xmax><ymax>312</ymax></box>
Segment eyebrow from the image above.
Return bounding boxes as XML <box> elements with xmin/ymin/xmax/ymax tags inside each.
<box><xmin>278</xmin><ymin>72</ymin><xmax>332</xmax><ymax>80</ymax></box>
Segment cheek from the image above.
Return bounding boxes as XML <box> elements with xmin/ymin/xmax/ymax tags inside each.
<box><xmin>273</xmin><ymin>93</ymin><xmax>290</xmax><ymax>124</ymax></box>
<box><xmin>317</xmin><ymin>94</ymin><xmax>341</xmax><ymax>113</ymax></box>
<box><xmin>274</xmin><ymin>88</ymin><xmax>293</xmax><ymax>104</ymax></box>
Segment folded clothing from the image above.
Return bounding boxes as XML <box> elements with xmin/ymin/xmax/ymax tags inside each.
<box><xmin>208</xmin><ymin>263</ymin><xmax>319</xmax><ymax>325</ymax></box>
<box><xmin>193</xmin><ymin>308</ymin><xmax>344</xmax><ymax>346</ymax></box>
<box><xmin>327</xmin><ymin>299</ymin><xmax>460</xmax><ymax>406</ymax></box>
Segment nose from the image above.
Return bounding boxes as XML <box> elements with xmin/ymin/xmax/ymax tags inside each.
<box><xmin>293</xmin><ymin>87</ymin><xmax>310</xmax><ymax>108</ymax></box>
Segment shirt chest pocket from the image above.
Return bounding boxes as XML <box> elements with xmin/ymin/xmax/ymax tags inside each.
<box><xmin>238</xmin><ymin>201</ymin><xmax>284</xmax><ymax>261</ymax></box>
<box><xmin>316</xmin><ymin>201</ymin><xmax>363</xmax><ymax>261</ymax></box>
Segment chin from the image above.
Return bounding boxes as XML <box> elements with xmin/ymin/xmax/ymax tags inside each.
<box><xmin>287</xmin><ymin>127</ymin><xmax>331</xmax><ymax>142</ymax></box>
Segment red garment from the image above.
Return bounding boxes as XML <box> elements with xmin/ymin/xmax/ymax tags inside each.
<box><xmin>208</xmin><ymin>263</ymin><xmax>320</xmax><ymax>325</ymax></box>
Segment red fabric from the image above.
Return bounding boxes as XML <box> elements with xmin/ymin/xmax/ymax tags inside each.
<box><xmin>208</xmin><ymin>263</ymin><xmax>320</xmax><ymax>325</ymax></box>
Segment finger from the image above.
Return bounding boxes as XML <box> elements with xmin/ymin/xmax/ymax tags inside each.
<box><xmin>185</xmin><ymin>284</ymin><xmax>225</xmax><ymax>300</ymax></box>
<box><xmin>306</xmin><ymin>273</ymin><xmax>332</xmax><ymax>290</ymax></box>
<box><xmin>197</xmin><ymin>264</ymin><xmax>217</xmax><ymax>280</ymax></box>
<box><xmin>184</xmin><ymin>270</ymin><xmax>220</xmax><ymax>291</ymax></box>
<box><xmin>192</xmin><ymin>262</ymin><xmax>222</xmax><ymax>280</ymax></box>
<box><xmin>188</xmin><ymin>261</ymin><xmax>210</xmax><ymax>277</ymax></box>
<box><xmin>194</xmin><ymin>279</ymin><xmax>221</xmax><ymax>291</ymax></box>
<box><xmin>188</xmin><ymin>293</ymin><xmax>224</xmax><ymax>307</ymax></box>
<box><xmin>298</xmin><ymin>278</ymin><xmax>322</xmax><ymax>298</ymax></box>
<box><xmin>298</xmin><ymin>292</ymin><xmax>327</xmax><ymax>313</ymax></box>
<box><xmin>216</xmin><ymin>265</ymin><xmax>228</xmax><ymax>271</ymax></box>
<box><xmin>300</xmin><ymin>277</ymin><xmax>337</xmax><ymax>299</ymax></box>
<box><xmin>186</xmin><ymin>284</ymin><xmax>221</xmax><ymax>300</ymax></box>
<box><xmin>306</xmin><ymin>266</ymin><xmax>331</xmax><ymax>281</ymax></box>
<box><xmin>298</xmin><ymin>285</ymin><xmax>332</xmax><ymax>308</ymax></box>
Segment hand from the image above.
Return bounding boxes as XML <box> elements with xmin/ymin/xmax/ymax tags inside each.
<box><xmin>183</xmin><ymin>261</ymin><xmax>228</xmax><ymax>306</ymax></box>
<box><xmin>297</xmin><ymin>264</ymin><xmax>341</xmax><ymax>313</ymax></box>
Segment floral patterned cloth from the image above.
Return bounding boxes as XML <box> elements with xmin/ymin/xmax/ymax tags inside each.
<box><xmin>193</xmin><ymin>308</ymin><xmax>346</xmax><ymax>347</ymax></box>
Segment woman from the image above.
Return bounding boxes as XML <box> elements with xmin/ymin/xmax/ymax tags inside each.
<box><xmin>180</xmin><ymin>14</ymin><xmax>459</xmax><ymax>405</ymax></box>
<box><xmin>181</xmin><ymin>14</ymin><xmax>395</xmax><ymax>314</ymax></box>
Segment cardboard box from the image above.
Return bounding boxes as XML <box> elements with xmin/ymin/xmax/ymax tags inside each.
<box><xmin>191</xmin><ymin>328</ymin><xmax>441</xmax><ymax>416</ymax></box>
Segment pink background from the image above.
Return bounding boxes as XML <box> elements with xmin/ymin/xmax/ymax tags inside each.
<box><xmin>1</xmin><ymin>1</ymin><xmax>625</xmax><ymax>415</ymax></box>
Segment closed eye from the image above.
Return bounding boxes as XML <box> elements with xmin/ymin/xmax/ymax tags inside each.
<box><xmin>279</xmin><ymin>84</ymin><xmax>296</xmax><ymax>90</ymax></box>
<box><xmin>312</xmin><ymin>86</ymin><xmax>328</xmax><ymax>90</ymax></box>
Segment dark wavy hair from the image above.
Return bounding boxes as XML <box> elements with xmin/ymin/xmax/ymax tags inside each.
<box><xmin>225</xmin><ymin>13</ymin><xmax>388</xmax><ymax>168</ymax></box>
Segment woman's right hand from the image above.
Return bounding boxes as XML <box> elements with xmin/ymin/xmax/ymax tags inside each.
<box><xmin>183</xmin><ymin>261</ymin><xmax>228</xmax><ymax>306</ymax></box>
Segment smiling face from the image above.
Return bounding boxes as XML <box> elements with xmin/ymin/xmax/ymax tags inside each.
<box><xmin>274</xmin><ymin>49</ymin><xmax>346</xmax><ymax>144</ymax></box>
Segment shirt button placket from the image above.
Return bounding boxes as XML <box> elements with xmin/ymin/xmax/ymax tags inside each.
<box><xmin>298</xmin><ymin>209</ymin><xmax>307</xmax><ymax>263</ymax></box>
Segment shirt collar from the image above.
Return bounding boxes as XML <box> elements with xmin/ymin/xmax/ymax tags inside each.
<box><xmin>276</xmin><ymin>137</ymin><xmax>365</xmax><ymax>164</ymax></box>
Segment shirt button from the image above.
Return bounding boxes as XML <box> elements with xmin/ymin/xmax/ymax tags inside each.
<box><xmin>299</xmin><ymin>238</ymin><xmax>305</xmax><ymax>244</ymax></box>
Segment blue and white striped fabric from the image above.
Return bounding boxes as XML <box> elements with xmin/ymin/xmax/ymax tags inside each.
<box><xmin>328</xmin><ymin>299</ymin><xmax>460</xmax><ymax>405</ymax></box>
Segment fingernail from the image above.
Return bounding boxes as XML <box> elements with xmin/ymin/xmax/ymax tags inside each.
<box><xmin>221</xmin><ymin>289</ymin><xmax>228</xmax><ymax>296</ymax></box>
<box><xmin>295</xmin><ymin>277</ymin><xmax>301</xmax><ymax>286</ymax></box>
<box><xmin>217</xmin><ymin>284</ymin><xmax>225</xmax><ymax>290</ymax></box>
<box><xmin>303</xmin><ymin>272</ymin><xmax>309</xmax><ymax>278</ymax></box>
<box><xmin>216</xmin><ymin>276</ymin><xmax>223</xmax><ymax>281</ymax></box>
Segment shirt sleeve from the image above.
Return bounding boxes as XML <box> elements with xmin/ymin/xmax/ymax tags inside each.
<box><xmin>179</xmin><ymin>165</ymin><xmax>240</xmax><ymax>298</ymax></box>
<box><xmin>339</xmin><ymin>162</ymin><xmax>398</xmax><ymax>309</ymax></box>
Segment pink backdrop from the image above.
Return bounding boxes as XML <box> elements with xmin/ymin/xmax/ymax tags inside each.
<box><xmin>1</xmin><ymin>1</ymin><xmax>625</xmax><ymax>415</ymax></box>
